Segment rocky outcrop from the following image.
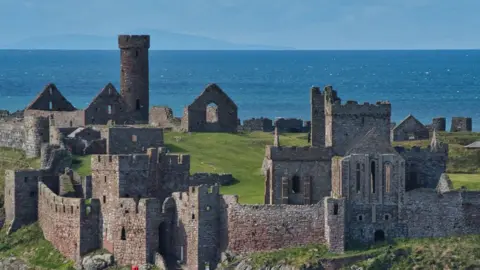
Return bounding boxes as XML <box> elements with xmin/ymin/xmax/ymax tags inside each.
<box><xmin>79</xmin><ymin>253</ymin><xmax>114</xmax><ymax>270</ymax></box>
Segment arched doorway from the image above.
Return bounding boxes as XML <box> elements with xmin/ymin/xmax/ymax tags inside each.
<box><xmin>374</xmin><ymin>230</ymin><xmax>385</xmax><ymax>242</ymax></box>
<box><xmin>158</xmin><ymin>222</ymin><xmax>168</xmax><ymax>256</ymax></box>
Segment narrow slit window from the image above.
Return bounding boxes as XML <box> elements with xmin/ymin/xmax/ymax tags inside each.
<box><xmin>371</xmin><ymin>161</ymin><xmax>376</xmax><ymax>194</ymax></box>
<box><xmin>356</xmin><ymin>163</ymin><xmax>361</xmax><ymax>193</ymax></box>
<box><xmin>136</xmin><ymin>99</ymin><xmax>141</xmax><ymax>110</ymax></box>
<box><xmin>121</xmin><ymin>227</ymin><xmax>126</xmax><ymax>240</ymax></box>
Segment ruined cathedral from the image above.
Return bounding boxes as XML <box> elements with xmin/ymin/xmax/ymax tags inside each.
<box><xmin>3</xmin><ymin>35</ymin><xmax>480</xmax><ymax>270</ymax></box>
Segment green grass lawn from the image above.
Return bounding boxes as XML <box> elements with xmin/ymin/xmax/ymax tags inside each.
<box><xmin>164</xmin><ymin>132</ymin><xmax>308</xmax><ymax>203</ymax></box>
<box><xmin>448</xmin><ymin>174</ymin><xmax>480</xmax><ymax>190</ymax></box>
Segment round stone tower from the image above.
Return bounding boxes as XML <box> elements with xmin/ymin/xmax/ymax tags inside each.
<box><xmin>24</xmin><ymin>116</ymin><xmax>50</xmax><ymax>158</ymax></box>
<box><xmin>118</xmin><ymin>35</ymin><xmax>150</xmax><ymax>124</ymax></box>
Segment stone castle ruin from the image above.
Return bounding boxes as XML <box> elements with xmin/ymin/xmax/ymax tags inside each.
<box><xmin>2</xmin><ymin>35</ymin><xmax>480</xmax><ymax>270</ymax></box>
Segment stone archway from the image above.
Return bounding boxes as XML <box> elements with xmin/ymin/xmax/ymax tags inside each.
<box><xmin>374</xmin><ymin>230</ymin><xmax>385</xmax><ymax>242</ymax></box>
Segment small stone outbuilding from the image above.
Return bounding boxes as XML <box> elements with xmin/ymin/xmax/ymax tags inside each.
<box><xmin>181</xmin><ymin>83</ymin><xmax>238</xmax><ymax>132</ymax></box>
<box><xmin>391</xmin><ymin>114</ymin><xmax>429</xmax><ymax>142</ymax></box>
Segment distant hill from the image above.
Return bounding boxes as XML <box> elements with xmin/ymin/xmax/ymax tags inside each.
<box><xmin>1</xmin><ymin>29</ymin><xmax>294</xmax><ymax>50</ymax></box>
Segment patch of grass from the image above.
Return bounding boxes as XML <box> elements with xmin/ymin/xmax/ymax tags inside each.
<box><xmin>0</xmin><ymin>223</ymin><xmax>74</xmax><ymax>269</ymax></box>
<box><xmin>164</xmin><ymin>131</ymin><xmax>308</xmax><ymax>203</ymax></box>
<box><xmin>349</xmin><ymin>235</ymin><xmax>480</xmax><ymax>269</ymax></box>
<box><xmin>71</xmin><ymin>155</ymin><xmax>91</xmax><ymax>177</ymax></box>
<box><xmin>245</xmin><ymin>244</ymin><xmax>329</xmax><ymax>268</ymax></box>
<box><xmin>448</xmin><ymin>174</ymin><xmax>480</xmax><ymax>190</ymax></box>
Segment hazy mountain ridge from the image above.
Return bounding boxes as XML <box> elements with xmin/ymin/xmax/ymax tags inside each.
<box><xmin>1</xmin><ymin>29</ymin><xmax>294</xmax><ymax>50</ymax></box>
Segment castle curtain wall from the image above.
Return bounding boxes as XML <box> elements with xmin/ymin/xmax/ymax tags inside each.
<box><xmin>38</xmin><ymin>182</ymin><xmax>100</xmax><ymax>261</ymax></box>
<box><xmin>405</xmin><ymin>190</ymin><xmax>480</xmax><ymax>237</ymax></box>
<box><xmin>226</xmin><ymin>201</ymin><xmax>326</xmax><ymax>253</ymax></box>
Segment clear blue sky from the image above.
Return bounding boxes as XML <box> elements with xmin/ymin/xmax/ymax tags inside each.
<box><xmin>1</xmin><ymin>0</ymin><xmax>479</xmax><ymax>49</ymax></box>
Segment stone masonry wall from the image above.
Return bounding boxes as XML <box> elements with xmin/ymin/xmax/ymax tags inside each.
<box><xmin>149</xmin><ymin>106</ymin><xmax>181</xmax><ymax>130</ymax></box>
<box><xmin>431</xmin><ymin>117</ymin><xmax>446</xmax><ymax>132</ymax></box>
<box><xmin>182</xmin><ymin>84</ymin><xmax>238</xmax><ymax>133</ymax></box>
<box><xmin>395</xmin><ymin>145</ymin><xmax>448</xmax><ymax>190</ymax></box>
<box><xmin>0</xmin><ymin>120</ymin><xmax>25</xmax><ymax>151</ymax></box>
<box><xmin>241</xmin><ymin>118</ymin><xmax>273</xmax><ymax>132</ymax></box>
<box><xmin>226</xmin><ymin>197</ymin><xmax>325</xmax><ymax>254</ymax></box>
<box><xmin>274</xmin><ymin>118</ymin><xmax>304</xmax><ymax>133</ymax></box>
<box><xmin>84</xmin><ymin>83</ymin><xmax>132</xmax><ymax>125</ymax></box>
<box><xmin>109</xmin><ymin>198</ymin><xmax>150</xmax><ymax>266</ymax></box>
<box><xmin>119</xmin><ymin>35</ymin><xmax>150</xmax><ymax>124</ymax></box>
<box><xmin>450</xmin><ymin>117</ymin><xmax>472</xmax><ymax>132</ymax></box>
<box><xmin>391</xmin><ymin>115</ymin><xmax>429</xmax><ymax>142</ymax></box>
<box><xmin>405</xmin><ymin>189</ymin><xmax>475</xmax><ymax>238</ymax></box>
<box><xmin>38</xmin><ymin>182</ymin><xmax>100</xmax><ymax>261</ymax></box>
<box><xmin>24</xmin><ymin>116</ymin><xmax>50</xmax><ymax>158</ymax></box>
<box><xmin>106</xmin><ymin>127</ymin><xmax>164</xmax><ymax>154</ymax></box>
<box><xmin>324</xmin><ymin>88</ymin><xmax>391</xmax><ymax>156</ymax></box>
<box><xmin>4</xmin><ymin>170</ymin><xmax>42</xmax><ymax>233</ymax></box>
<box><xmin>265</xmin><ymin>146</ymin><xmax>332</xmax><ymax>205</ymax></box>
<box><xmin>24</xmin><ymin>110</ymin><xmax>85</xmax><ymax>128</ymax></box>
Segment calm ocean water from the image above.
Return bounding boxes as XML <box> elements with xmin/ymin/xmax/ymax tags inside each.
<box><xmin>0</xmin><ymin>50</ymin><xmax>479</xmax><ymax>130</ymax></box>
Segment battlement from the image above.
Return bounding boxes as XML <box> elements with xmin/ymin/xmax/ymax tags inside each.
<box><xmin>38</xmin><ymin>182</ymin><xmax>96</xmax><ymax>216</ymax></box>
<box><xmin>162</xmin><ymin>153</ymin><xmax>190</xmax><ymax>167</ymax></box>
<box><xmin>326</xmin><ymin>99</ymin><xmax>391</xmax><ymax>116</ymax></box>
<box><xmin>117</xmin><ymin>197</ymin><xmax>163</xmax><ymax>215</ymax></box>
<box><xmin>173</xmin><ymin>184</ymin><xmax>220</xmax><ymax>202</ymax></box>
<box><xmin>265</xmin><ymin>145</ymin><xmax>332</xmax><ymax>161</ymax></box>
<box><xmin>6</xmin><ymin>169</ymin><xmax>45</xmax><ymax>186</ymax></box>
<box><xmin>92</xmin><ymin>151</ymin><xmax>190</xmax><ymax>172</ymax></box>
<box><xmin>118</xmin><ymin>35</ymin><xmax>150</xmax><ymax>49</ymax></box>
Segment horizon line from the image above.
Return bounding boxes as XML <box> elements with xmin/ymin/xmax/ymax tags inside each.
<box><xmin>1</xmin><ymin>48</ymin><xmax>480</xmax><ymax>52</ymax></box>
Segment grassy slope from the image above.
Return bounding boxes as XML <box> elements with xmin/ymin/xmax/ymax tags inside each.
<box><xmin>234</xmin><ymin>235</ymin><xmax>480</xmax><ymax>269</ymax></box>
<box><xmin>0</xmin><ymin>223</ymin><xmax>74</xmax><ymax>269</ymax></box>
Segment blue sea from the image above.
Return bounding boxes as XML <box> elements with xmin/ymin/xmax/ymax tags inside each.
<box><xmin>0</xmin><ymin>50</ymin><xmax>479</xmax><ymax>130</ymax></box>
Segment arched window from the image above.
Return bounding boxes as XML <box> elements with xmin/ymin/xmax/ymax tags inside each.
<box><xmin>291</xmin><ymin>175</ymin><xmax>300</xmax><ymax>193</ymax></box>
<box><xmin>356</xmin><ymin>163</ymin><xmax>361</xmax><ymax>193</ymax></box>
<box><xmin>121</xmin><ymin>227</ymin><xmax>126</xmax><ymax>240</ymax></box>
<box><xmin>384</xmin><ymin>163</ymin><xmax>392</xmax><ymax>193</ymax></box>
<box><xmin>371</xmin><ymin>161</ymin><xmax>376</xmax><ymax>194</ymax></box>
<box><xmin>206</xmin><ymin>103</ymin><xmax>218</xmax><ymax>123</ymax></box>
